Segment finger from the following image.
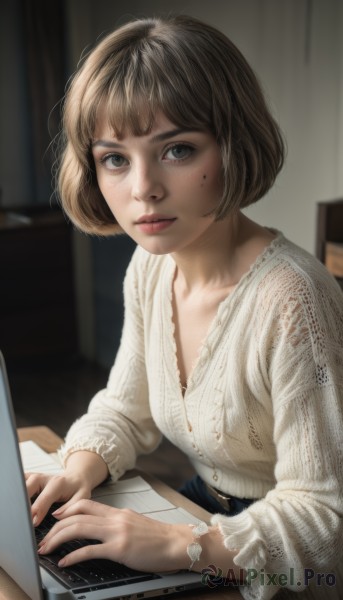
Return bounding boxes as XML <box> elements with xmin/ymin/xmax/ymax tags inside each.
<box><xmin>57</xmin><ymin>541</ymin><xmax>110</xmax><ymax>568</ymax></box>
<box><xmin>53</xmin><ymin>499</ymin><xmax>114</xmax><ymax>519</ymax></box>
<box><xmin>50</xmin><ymin>491</ymin><xmax>89</xmax><ymax>516</ymax></box>
<box><xmin>39</xmin><ymin>513</ymin><xmax>106</xmax><ymax>545</ymax></box>
<box><xmin>38</xmin><ymin>521</ymin><xmax>108</xmax><ymax>556</ymax></box>
<box><xmin>31</xmin><ymin>476</ymin><xmax>70</xmax><ymax>526</ymax></box>
<box><xmin>25</xmin><ymin>472</ymin><xmax>49</xmax><ymax>499</ymax></box>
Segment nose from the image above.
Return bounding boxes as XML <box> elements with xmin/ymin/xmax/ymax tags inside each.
<box><xmin>131</xmin><ymin>163</ymin><xmax>165</xmax><ymax>203</ymax></box>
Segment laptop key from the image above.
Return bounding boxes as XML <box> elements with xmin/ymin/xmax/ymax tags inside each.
<box><xmin>39</xmin><ymin>557</ymin><xmax>87</xmax><ymax>588</ymax></box>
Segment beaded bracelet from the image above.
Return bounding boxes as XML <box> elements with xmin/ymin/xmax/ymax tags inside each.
<box><xmin>187</xmin><ymin>521</ymin><xmax>209</xmax><ymax>569</ymax></box>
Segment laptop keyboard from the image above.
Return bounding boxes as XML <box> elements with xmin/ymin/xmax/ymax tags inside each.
<box><xmin>35</xmin><ymin>504</ymin><xmax>159</xmax><ymax>592</ymax></box>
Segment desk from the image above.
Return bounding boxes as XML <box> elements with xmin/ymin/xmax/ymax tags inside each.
<box><xmin>0</xmin><ymin>427</ymin><xmax>241</xmax><ymax>600</ymax></box>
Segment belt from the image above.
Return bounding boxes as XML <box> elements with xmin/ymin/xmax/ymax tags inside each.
<box><xmin>205</xmin><ymin>482</ymin><xmax>232</xmax><ymax>510</ymax></box>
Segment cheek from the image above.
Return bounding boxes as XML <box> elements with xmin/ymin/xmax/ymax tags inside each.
<box><xmin>94</xmin><ymin>169</ymin><xmax>108</xmax><ymax>202</ymax></box>
<box><xmin>196</xmin><ymin>152</ymin><xmax>223</xmax><ymax>192</ymax></box>
<box><xmin>197</xmin><ymin>167</ymin><xmax>223</xmax><ymax>198</ymax></box>
<box><xmin>96</xmin><ymin>175</ymin><xmax>126</xmax><ymax>212</ymax></box>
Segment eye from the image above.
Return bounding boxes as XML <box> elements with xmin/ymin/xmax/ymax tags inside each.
<box><xmin>164</xmin><ymin>144</ymin><xmax>194</xmax><ymax>161</ymax></box>
<box><xmin>100</xmin><ymin>153</ymin><xmax>128</xmax><ymax>170</ymax></box>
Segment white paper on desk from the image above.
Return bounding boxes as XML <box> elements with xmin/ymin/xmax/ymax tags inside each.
<box><xmin>20</xmin><ymin>440</ymin><xmax>63</xmax><ymax>474</ymax></box>
<box><xmin>92</xmin><ymin>478</ymin><xmax>175</xmax><ymax>513</ymax></box>
<box><xmin>149</xmin><ymin>507</ymin><xmax>199</xmax><ymax>525</ymax></box>
<box><xmin>93</xmin><ymin>484</ymin><xmax>199</xmax><ymax>523</ymax></box>
<box><xmin>19</xmin><ymin>441</ymin><xmax>200</xmax><ymax>524</ymax></box>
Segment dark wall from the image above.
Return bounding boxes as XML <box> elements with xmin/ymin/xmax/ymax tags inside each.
<box><xmin>92</xmin><ymin>236</ymin><xmax>136</xmax><ymax>368</ymax></box>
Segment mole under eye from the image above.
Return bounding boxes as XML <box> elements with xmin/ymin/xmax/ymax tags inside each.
<box><xmin>164</xmin><ymin>144</ymin><xmax>194</xmax><ymax>161</ymax></box>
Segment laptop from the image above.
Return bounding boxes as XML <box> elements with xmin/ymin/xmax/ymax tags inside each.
<box><xmin>0</xmin><ymin>351</ymin><xmax>205</xmax><ymax>600</ymax></box>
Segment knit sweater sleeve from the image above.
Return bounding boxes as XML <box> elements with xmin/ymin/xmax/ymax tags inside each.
<box><xmin>59</xmin><ymin>247</ymin><xmax>162</xmax><ymax>479</ymax></box>
<box><xmin>212</xmin><ymin>264</ymin><xmax>343</xmax><ymax>599</ymax></box>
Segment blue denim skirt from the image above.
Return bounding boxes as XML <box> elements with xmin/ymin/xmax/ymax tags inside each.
<box><xmin>179</xmin><ymin>475</ymin><xmax>256</xmax><ymax>516</ymax></box>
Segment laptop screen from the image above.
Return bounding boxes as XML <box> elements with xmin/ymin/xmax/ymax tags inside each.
<box><xmin>0</xmin><ymin>351</ymin><xmax>44</xmax><ymax>600</ymax></box>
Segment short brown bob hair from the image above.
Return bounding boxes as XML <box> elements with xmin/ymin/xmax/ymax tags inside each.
<box><xmin>58</xmin><ymin>14</ymin><xmax>285</xmax><ymax>235</ymax></box>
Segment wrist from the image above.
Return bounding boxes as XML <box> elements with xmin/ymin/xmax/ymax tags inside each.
<box><xmin>186</xmin><ymin>521</ymin><xmax>209</xmax><ymax>569</ymax></box>
<box><xmin>167</xmin><ymin>522</ymin><xmax>215</xmax><ymax>572</ymax></box>
<box><xmin>65</xmin><ymin>450</ymin><xmax>109</xmax><ymax>491</ymax></box>
<box><xmin>196</xmin><ymin>525</ymin><xmax>243</xmax><ymax>582</ymax></box>
<box><xmin>165</xmin><ymin>524</ymin><xmax>199</xmax><ymax>571</ymax></box>
<box><xmin>170</xmin><ymin>522</ymin><xmax>240</xmax><ymax>578</ymax></box>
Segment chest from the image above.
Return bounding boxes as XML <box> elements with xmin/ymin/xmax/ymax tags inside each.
<box><xmin>171</xmin><ymin>285</ymin><xmax>234</xmax><ymax>389</ymax></box>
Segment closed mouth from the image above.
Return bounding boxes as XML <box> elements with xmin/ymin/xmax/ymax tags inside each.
<box><xmin>136</xmin><ymin>215</ymin><xmax>176</xmax><ymax>224</ymax></box>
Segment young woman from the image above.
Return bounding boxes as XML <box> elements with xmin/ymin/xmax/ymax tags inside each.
<box><xmin>26</xmin><ymin>15</ymin><xmax>343</xmax><ymax>600</ymax></box>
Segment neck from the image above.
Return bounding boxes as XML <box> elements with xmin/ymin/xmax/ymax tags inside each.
<box><xmin>170</xmin><ymin>213</ymin><xmax>275</xmax><ymax>293</ymax></box>
<box><xmin>171</xmin><ymin>212</ymin><xmax>242</xmax><ymax>292</ymax></box>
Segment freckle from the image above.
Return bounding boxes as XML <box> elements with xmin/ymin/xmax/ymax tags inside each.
<box><xmin>203</xmin><ymin>174</ymin><xmax>207</xmax><ymax>179</ymax></box>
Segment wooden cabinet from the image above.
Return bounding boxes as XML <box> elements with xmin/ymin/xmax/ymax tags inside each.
<box><xmin>316</xmin><ymin>198</ymin><xmax>343</xmax><ymax>290</ymax></box>
<box><xmin>0</xmin><ymin>206</ymin><xmax>78</xmax><ymax>365</ymax></box>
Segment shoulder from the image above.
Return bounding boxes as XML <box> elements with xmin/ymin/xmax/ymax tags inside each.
<box><xmin>253</xmin><ymin>234</ymin><xmax>343</xmax><ymax>354</ymax></box>
<box><xmin>256</xmin><ymin>233</ymin><xmax>343</xmax><ymax>305</ymax></box>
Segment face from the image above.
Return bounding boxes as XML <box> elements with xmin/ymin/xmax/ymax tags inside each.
<box><xmin>92</xmin><ymin>111</ymin><xmax>224</xmax><ymax>256</ymax></box>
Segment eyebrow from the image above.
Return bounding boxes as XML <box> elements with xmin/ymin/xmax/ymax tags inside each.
<box><xmin>92</xmin><ymin>128</ymin><xmax>198</xmax><ymax>148</ymax></box>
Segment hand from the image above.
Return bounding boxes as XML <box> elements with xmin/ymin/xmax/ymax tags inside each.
<box><xmin>26</xmin><ymin>450</ymin><xmax>109</xmax><ymax>526</ymax></box>
<box><xmin>26</xmin><ymin>471</ymin><xmax>93</xmax><ymax>527</ymax></box>
<box><xmin>38</xmin><ymin>499</ymin><xmax>192</xmax><ymax>573</ymax></box>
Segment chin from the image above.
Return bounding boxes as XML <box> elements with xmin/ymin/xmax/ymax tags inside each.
<box><xmin>137</xmin><ymin>238</ymin><xmax>179</xmax><ymax>256</ymax></box>
<box><xmin>141</xmin><ymin>244</ymin><xmax>172</xmax><ymax>256</ymax></box>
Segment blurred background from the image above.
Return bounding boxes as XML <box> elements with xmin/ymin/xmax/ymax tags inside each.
<box><xmin>1</xmin><ymin>0</ymin><xmax>342</xmax><ymax>486</ymax></box>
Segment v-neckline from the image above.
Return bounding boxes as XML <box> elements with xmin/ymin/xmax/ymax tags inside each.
<box><xmin>165</xmin><ymin>230</ymin><xmax>283</xmax><ymax>398</ymax></box>
<box><xmin>167</xmin><ymin>259</ymin><xmax>236</xmax><ymax>398</ymax></box>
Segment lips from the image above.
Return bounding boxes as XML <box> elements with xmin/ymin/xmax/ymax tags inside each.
<box><xmin>135</xmin><ymin>214</ymin><xmax>176</xmax><ymax>224</ymax></box>
<box><xmin>135</xmin><ymin>214</ymin><xmax>177</xmax><ymax>234</ymax></box>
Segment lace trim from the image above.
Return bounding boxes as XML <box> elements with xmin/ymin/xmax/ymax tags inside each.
<box><xmin>211</xmin><ymin>512</ymin><xmax>267</xmax><ymax>571</ymax></box>
<box><xmin>58</xmin><ymin>437</ymin><xmax>121</xmax><ymax>477</ymax></box>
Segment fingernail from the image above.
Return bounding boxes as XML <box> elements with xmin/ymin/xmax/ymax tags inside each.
<box><xmin>58</xmin><ymin>558</ymin><xmax>66</xmax><ymax>567</ymax></box>
<box><xmin>33</xmin><ymin>515</ymin><xmax>38</xmax><ymax>526</ymax></box>
<box><xmin>52</xmin><ymin>508</ymin><xmax>63</xmax><ymax>516</ymax></box>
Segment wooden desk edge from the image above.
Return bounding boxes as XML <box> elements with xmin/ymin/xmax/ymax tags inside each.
<box><xmin>18</xmin><ymin>425</ymin><xmax>63</xmax><ymax>454</ymax></box>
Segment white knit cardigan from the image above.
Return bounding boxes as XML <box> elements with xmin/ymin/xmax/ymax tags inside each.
<box><xmin>60</xmin><ymin>232</ymin><xmax>343</xmax><ymax>599</ymax></box>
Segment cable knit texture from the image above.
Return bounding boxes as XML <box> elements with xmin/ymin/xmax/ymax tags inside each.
<box><xmin>60</xmin><ymin>232</ymin><xmax>343</xmax><ymax>599</ymax></box>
